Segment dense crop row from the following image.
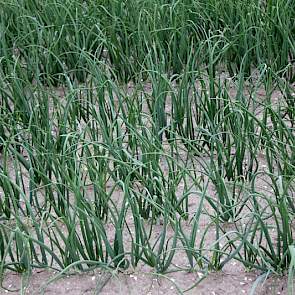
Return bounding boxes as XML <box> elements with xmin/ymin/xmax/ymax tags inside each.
<box><xmin>0</xmin><ymin>0</ymin><xmax>294</xmax><ymax>293</ymax></box>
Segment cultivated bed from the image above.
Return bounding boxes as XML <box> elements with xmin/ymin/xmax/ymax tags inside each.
<box><xmin>0</xmin><ymin>0</ymin><xmax>294</xmax><ymax>294</ymax></box>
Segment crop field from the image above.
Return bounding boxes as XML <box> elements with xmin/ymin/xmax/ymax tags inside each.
<box><xmin>0</xmin><ymin>0</ymin><xmax>294</xmax><ymax>294</ymax></box>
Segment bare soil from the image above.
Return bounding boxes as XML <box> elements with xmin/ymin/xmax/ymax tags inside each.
<box><xmin>1</xmin><ymin>266</ymin><xmax>288</xmax><ymax>295</ymax></box>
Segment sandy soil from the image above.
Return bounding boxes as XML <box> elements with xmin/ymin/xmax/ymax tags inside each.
<box><xmin>1</xmin><ymin>265</ymin><xmax>288</xmax><ymax>295</ymax></box>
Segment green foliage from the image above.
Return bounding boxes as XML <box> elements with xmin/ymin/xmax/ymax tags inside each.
<box><xmin>0</xmin><ymin>0</ymin><xmax>294</xmax><ymax>289</ymax></box>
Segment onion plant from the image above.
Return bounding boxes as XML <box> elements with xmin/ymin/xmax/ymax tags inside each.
<box><xmin>0</xmin><ymin>1</ymin><xmax>294</xmax><ymax>293</ymax></box>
